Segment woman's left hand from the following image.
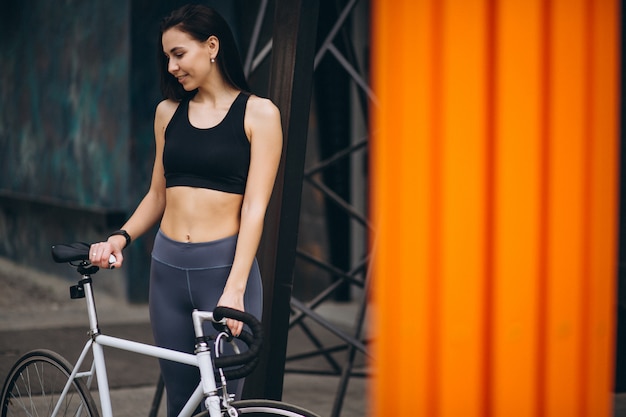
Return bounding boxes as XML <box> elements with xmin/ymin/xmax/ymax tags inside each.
<box><xmin>216</xmin><ymin>291</ymin><xmax>245</xmax><ymax>336</ymax></box>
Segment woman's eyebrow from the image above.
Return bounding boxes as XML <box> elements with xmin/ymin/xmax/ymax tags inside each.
<box><xmin>166</xmin><ymin>46</ymin><xmax>184</xmax><ymax>55</ymax></box>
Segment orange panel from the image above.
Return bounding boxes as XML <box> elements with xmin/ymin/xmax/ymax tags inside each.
<box><xmin>439</xmin><ymin>1</ymin><xmax>487</xmax><ymax>416</ymax></box>
<box><xmin>396</xmin><ymin>0</ymin><xmax>435</xmax><ymax>413</ymax></box>
<box><xmin>545</xmin><ymin>0</ymin><xmax>586</xmax><ymax>415</ymax></box>
<box><xmin>370</xmin><ymin>0</ymin><xmax>435</xmax><ymax>415</ymax></box>
<box><xmin>370</xmin><ymin>0</ymin><xmax>619</xmax><ymax>416</ymax></box>
<box><xmin>583</xmin><ymin>0</ymin><xmax>620</xmax><ymax>415</ymax></box>
<box><xmin>369</xmin><ymin>0</ymin><xmax>399</xmax><ymax>413</ymax></box>
<box><xmin>492</xmin><ymin>0</ymin><xmax>543</xmax><ymax>415</ymax></box>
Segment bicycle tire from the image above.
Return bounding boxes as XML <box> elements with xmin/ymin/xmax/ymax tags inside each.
<box><xmin>0</xmin><ymin>349</ymin><xmax>99</xmax><ymax>417</ymax></box>
<box><xmin>193</xmin><ymin>399</ymin><xmax>321</xmax><ymax>417</ymax></box>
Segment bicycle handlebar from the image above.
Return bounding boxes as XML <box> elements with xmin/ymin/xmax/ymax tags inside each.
<box><xmin>211</xmin><ymin>306</ymin><xmax>264</xmax><ymax>380</ymax></box>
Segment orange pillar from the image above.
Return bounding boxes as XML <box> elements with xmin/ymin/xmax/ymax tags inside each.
<box><xmin>370</xmin><ymin>0</ymin><xmax>620</xmax><ymax>416</ymax></box>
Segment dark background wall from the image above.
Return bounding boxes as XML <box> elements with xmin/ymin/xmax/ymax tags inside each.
<box><xmin>0</xmin><ymin>1</ymin><xmax>130</xmax><ymax>207</ymax></box>
<box><xmin>0</xmin><ymin>0</ymin><xmax>132</xmax><ymax>295</ymax></box>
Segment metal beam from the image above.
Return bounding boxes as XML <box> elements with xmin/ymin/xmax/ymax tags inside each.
<box><xmin>242</xmin><ymin>0</ymin><xmax>320</xmax><ymax>401</ymax></box>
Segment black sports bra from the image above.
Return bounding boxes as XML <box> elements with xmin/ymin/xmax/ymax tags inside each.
<box><xmin>163</xmin><ymin>92</ymin><xmax>251</xmax><ymax>194</ymax></box>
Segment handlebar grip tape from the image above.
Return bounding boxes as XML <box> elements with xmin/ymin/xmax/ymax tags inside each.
<box><xmin>212</xmin><ymin>306</ymin><xmax>263</xmax><ymax>380</ymax></box>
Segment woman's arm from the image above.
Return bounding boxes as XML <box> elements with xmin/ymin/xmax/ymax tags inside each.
<box><xmin>217</xmin><ymin>95</ymin><xmax>283</xmax><ymax>335</ymax></box>
<box><xmin>90</xmin><ymin>100</ymin><xmax>177</xmax><ymax>269</ymax></box>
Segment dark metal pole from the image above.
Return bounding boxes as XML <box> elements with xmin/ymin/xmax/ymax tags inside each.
<box><xmin>242</xmin><ymin>0</ymin><xmax>320</xmax><ymax>401</ymax></box>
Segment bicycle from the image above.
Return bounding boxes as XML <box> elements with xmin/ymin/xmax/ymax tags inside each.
<box><xmin>0</xmin><ymin>242</ymin><xmax>320</xmax><ymax>417</ymax></box>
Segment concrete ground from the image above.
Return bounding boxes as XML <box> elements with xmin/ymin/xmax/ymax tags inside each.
<box><xmin>0</xmin><ymin>257</ymin><xmax>367</xmax><ymax>417</ymax></box>
<box><xmin>3</xmin><ymin>256</ymin><xmax>626</xmax><ymax>416</ymax></box>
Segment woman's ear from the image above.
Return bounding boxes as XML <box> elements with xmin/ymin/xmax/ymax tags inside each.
<box><xmin>206</xmin><ymin>35</ymin><xmax>220</xmax><ymax>61</ymax></box>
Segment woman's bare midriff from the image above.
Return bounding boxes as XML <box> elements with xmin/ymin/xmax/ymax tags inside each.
<box><xmin>160</xmin><ymin>186</ymin><xmax>243</xmax><ymax>243</ymax></box>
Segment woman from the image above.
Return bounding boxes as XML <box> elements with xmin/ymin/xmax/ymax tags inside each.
<box><xmin>88</xmin><ymin>4</ymin><xmax>282</xmax><ymax>416</ymax></box>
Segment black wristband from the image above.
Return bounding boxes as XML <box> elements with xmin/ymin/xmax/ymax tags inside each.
<box><xmin>108</xmin><ymin>229</ymin><xmax>131</xmax><ymax>249</ymax></box>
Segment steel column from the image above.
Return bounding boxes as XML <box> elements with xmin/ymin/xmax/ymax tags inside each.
<box><xmin>242</xmin><ymin>0</ymin><xmax>320</xmax><ymax>401</ymax></box>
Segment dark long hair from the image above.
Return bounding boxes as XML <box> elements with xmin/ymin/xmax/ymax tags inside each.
<box><xmin>158</xmin><ymin>4</ymin><xmax>250</xmax><ymax>101</ymax></box>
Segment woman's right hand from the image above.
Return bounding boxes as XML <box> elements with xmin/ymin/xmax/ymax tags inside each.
<box><xmin>89</xmin><ymin>236</ymin><xmax>125</xmax><ymax>269</ymax></box>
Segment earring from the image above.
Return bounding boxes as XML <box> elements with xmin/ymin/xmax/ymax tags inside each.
<box><xmin>211</xmin><ymin>58</ymin><xmax>215</xmax><ymax>63</ymax></box>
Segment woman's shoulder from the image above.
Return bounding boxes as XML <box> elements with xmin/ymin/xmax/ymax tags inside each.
<box><xmin>156</xmin><ymin>99</ymin><xmax>180</xmax><ymax>119</ymax></box>
<box><xmin>154</xmin><ymin>99</ymin><xmax>181</xmax><ymax>129</ymax></box>
<box><xmin>153</xmin><ymin>99</ymin><xmax>181</xmax><ymax>137</ymax></box>
<box><xmin>245</xmin><ymin>94</ymin><xmax>280</xmax><ymax>120</ymax></box>
<box><xmin>243</xmin><ymin>94</ymin><xmax>282</xmax><ymax>142</ymax></box>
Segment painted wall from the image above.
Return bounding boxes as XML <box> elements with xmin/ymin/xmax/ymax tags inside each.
<box><xmin>0</xmin><ymin>1</ymin><xmax>132</xmax><ymax>296</ymax></box>
<box><xmin>0</xmin><ymin>1</ymin><xmax>130</xmax><ymax>207</ymax></box>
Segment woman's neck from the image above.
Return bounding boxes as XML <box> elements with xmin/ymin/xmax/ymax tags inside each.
<box><xmin>193</xmin><ymin>82</ymin><xmax>239</xmax><ymax>104</ymax></box>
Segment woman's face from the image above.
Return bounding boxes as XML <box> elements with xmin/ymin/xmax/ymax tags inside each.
<box><xmin>162</xmin><ymin>27</ymin><xmax>215</xmax><ymax>91</ymax></box>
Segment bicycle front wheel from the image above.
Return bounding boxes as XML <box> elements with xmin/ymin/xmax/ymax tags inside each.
<box><xmin>226</xmin><ymin>399</ymin><xmax>321</xmax><ymax>417</ymax></box>
<box><xmin>232</xmin><ymin>400</ymin><xmax>320</xmax><ymax>417</ymax></box>
<box><xmin>196</xmin><ymin>399</ymin><xmax>321</xmax><ymax>417</ymax></box>
<box><xmin>0</xmin><ymin>349</ymin><xmax>99</xmax><ymax>417</ymax></box>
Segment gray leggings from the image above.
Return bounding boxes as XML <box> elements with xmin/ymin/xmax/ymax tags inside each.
<box><xmin>149</xmin><ymin>229</ymin><xmax>263</xmax><ymax>417</ymax></box>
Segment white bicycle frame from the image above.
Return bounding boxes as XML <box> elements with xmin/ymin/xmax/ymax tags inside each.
<box><xmin>51</xmin><ymin>277</ymin><xmax>227</xmax><ymax>417</ymax></box>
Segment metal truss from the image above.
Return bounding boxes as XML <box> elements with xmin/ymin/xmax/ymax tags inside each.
<box><xmin>243</xmin><ymin>1</ymin><xmax>372</xmax><ymax>415</ymax></box>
